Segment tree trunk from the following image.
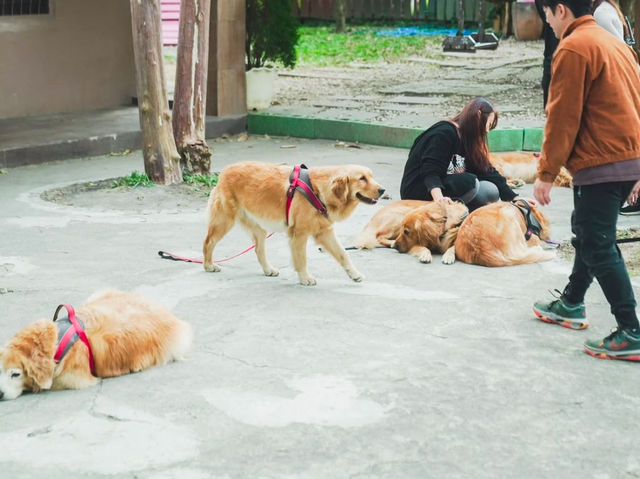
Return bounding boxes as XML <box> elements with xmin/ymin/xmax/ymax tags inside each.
<box><xmin>334</xmin><ymin>0</ymin><xmax>347</xmax><ymax>33</ymax></box>
<box><xmin>173</xmin><ymin>0</ymin><xmax>212</xmax><ymax>176</ymax></box>
<box><xmin>130</xmin><ymin>0</ymin><xmax>183</xmax><ymax>185</ymax></box>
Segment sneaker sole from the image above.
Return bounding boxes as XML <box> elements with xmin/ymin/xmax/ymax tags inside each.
<box><xmin>620</xmin><ymin>211</ymin><xmax>640</xmax><ymax>216</ymax></box>
<box><xmin>532</xmin><ymin>308</ymin><xmax>588</xmax><ymax>330</ymax></box>
<box><xmin>584</xmin><ymin>347</ymin><xmax>640</xmax><ymax>361</ymax></box>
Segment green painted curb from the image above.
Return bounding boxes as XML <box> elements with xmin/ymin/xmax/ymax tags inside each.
<box><xmin>248</xmin><ymin>112</ymin><xmax>544</xmax><ymax>152</ymax></box>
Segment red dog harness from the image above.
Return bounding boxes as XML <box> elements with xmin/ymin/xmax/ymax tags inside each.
<box><xmin>286</xmin><ymin>164</ymin><xmax>327</xmax><ymax>225</ymax></box>
<box><xmin>52</xmin><ymin>304</ymin><xmax>96</xmax><ymax>376</ymax></box>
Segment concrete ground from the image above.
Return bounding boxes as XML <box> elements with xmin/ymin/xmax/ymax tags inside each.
<box><xmin>2</xmin><ymin>136</ymin><xmax>640</xmax><ymax>478</ymax></box>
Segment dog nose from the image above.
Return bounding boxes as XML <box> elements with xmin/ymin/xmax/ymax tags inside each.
<box><xmin>378</xmin><ymin>188</ymin><xmax>385</xmax><ymax>197</ymax></box>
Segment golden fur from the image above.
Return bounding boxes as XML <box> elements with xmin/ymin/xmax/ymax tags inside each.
<box><xmin>454</xmin><ymin>201</ymin><xmax>556</xmax><ymax>267</ymax></box>
<box><xmin>353</xmin><ymin>199</ymin><xmax>429</xmax><ymax>249</ymax></box>
<box><xmin>0</xmin><ymin>290</ymin><xmax>192</xmax><ymax>400</ymax></box>
<box><xmin>489</xmin><ymin>152</ymin><xmax>573</xmax><ymax>188</ymax></box>
<box><xmin>203</xmin><ymin>161</ymin><xmax>384</xmax><ymax>285</ymax></box>
<box><xmin>392</xmin><ymin>201</ymin><xmax>470</xmax><ymax>264</ymax></box>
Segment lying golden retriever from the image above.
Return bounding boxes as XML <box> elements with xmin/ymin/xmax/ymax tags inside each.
<box><xmin>352</xmin><ymin>199</ymin><xmax>429</xmax><ymax>249</ymax></box>
<box><xmin>203</xmin><ymin>161</ymin><xmax>385</xmax><ymax>285</ymax></box>
<box><xmin>0</xmin><ymin>289</ymin><xmax>192</xmax><ymax>400</ymax></box>
<box><xmin>392</xmin><ymin>201</ymin><xmax>470</xmax><ymax>264</ymax></box>
<box><xmin>490</xmin><ymin>152</ymin><xmax>573</xmax><ymax>188</ymax></box>
<box><xmin>454</xmin><ymin>200</ymin><xmax>556</xmax><ymax>266</ymax></box>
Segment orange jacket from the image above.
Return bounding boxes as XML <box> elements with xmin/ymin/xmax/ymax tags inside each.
<box><xmin>539</xmin><ymin>16</ymin><xmax>640</xmax><ymax>182</ymax></box>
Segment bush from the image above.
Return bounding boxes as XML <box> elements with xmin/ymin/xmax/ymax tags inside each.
<box><xmin>246</xmin><ymin>0</ymin><xmax>300</xmax><ymax>70</ymax></box>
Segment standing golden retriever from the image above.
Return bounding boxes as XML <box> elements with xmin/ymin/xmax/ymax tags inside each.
<box><xmin>0</xmin><ymin>289</ymin><xmax>192</xmax><ymax>400</ymax></box>
<box><xmin>203</xmin><ymin>161</ymin><xmax>385</xmax><ymax>285</ymax></box>
<box><xmin>392</xmin><ymin>201</ymin><xmax>470</xmax><ymax>264</ymax></box>
<box><xmin>454</xmin><ymin>201</ymin><xmax>555</xmax><ymax>266</ymax></box>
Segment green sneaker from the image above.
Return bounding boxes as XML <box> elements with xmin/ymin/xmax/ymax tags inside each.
<box><xmin>533</xmin><ymin>289</ymin><xmax>588</xmax><ymax>330</ymax></box>
<box><xmin>584</xmin><ymin>328</ymin><xmax>640</xmax><ymax>361</ymax></box>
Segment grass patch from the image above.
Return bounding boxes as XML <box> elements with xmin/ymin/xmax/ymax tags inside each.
<box><xmin>111</xmin><ymin>171</ymin><xmax>154</xmax><ymax>189</ymax></box>
<box><xmin>183</xmin><ymin>172</ymin><xmax>219</xmax><ymax>196</ymax></box>
<box><xmin>295</xmin><ymin>23</ymin><xmax>443</xmax><ymax>66</ymax></box>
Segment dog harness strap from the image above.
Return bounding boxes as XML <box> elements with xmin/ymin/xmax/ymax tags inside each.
<box><xmin>286</xmin><ymin>164</ymin><xmax>328</xmax><ymax>226</ymax></box>
<box><xmin>512</xmin><ymin>199</ymin><xmax>541</xmax><ymax>241</ymax></box>
<box><xmin>52</xmin><ymin>304</ymin><xmax>96</xmax><ymax>376</ymax></box>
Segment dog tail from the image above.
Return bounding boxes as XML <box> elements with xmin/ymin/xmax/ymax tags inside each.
<box><xmin>475</xmin><ymin>244</ymin><xmax>556</xmax><ymax>267</ymax></box>
<box><xmin>170</xmin><ymin>320</ymin><xmax>193</xmax><ymax>361</ymax></box>
<box><xmin>351</xmin><ymin>228</ymin><xmax>380</xmax><ymax>250</ymax></box>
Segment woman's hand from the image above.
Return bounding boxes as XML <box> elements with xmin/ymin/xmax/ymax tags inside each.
<box><xmin>436</xmin><ymin>196</ymin><xmax>453</xmax><ymax>204</ymax></box>
<box><xmin>627</xmin><ymin>180</ymin><xmax>640</xmax><ymax>205</ymax></box>
<box><xmin>513</xmin><ymin>196</ymin><xmax>537</xmax><ymax>207</ymax></box>
<box><xmin>429</xmin><ymin>187</ymin><xmax>452</xmax><ymax>204</ymax></box>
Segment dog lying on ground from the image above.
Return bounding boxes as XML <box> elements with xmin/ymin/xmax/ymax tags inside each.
<box><xmin>453</xmin><ymin>200</ymin><xmax>555</xmax><ymax>266</ymax></box>
<box><xmin>489</xmin><ymin>152</ymin><xmax>573</xmax><ymax>188</ymax></box>
<box><xmin>203</xmin><ymin>161</ymin><xmax>385</xmax><ymax>286</ymax></box>
<box><xmin>391</xmin><ymin>201</ymin><xmax>470</xmax><ymax>264</ymax></box>
<box><xmin>0</xmin><ymin>289</ymin><xmax>192</xmax><ymax>400</ymax></box>
<box><xmin>352</xmin><ymin>199</ymin><xmax>429</xmax><ymax>249</ymax></box>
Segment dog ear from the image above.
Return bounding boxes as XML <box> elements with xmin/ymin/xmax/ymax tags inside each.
<box><xmin>24</xmin><ymin>349</ymin><xmax>55</xmax><ymax>391</ymax></box>
<box><xmin>331</xmin><ymin>176</ymin><xmax>349</xmax><ymax>203</ymax></box>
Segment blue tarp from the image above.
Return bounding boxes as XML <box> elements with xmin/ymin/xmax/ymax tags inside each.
<box><xmin>375</xmin><ymin>26</ymin><xmax>471</xmax><ymax>37</ymax></box>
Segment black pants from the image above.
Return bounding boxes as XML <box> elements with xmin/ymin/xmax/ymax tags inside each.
<box><xmin>541</xmin><ymin>56</ymin><xmax>552</xmax><ymax>109</ymax></box>
<box><xmin>564</xmin><ymin>181</ymin><xmax>638</xmax><ymax>330</ymax></box>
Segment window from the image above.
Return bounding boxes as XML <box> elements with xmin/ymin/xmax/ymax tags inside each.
<box><xmin>0</xmin><ymin>0</ymin><xmax>49</xmax><ymax>16</ymax></box>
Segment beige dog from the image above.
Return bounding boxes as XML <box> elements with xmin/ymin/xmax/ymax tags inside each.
<box><xmin>392</xmin><ymin>201</ymin><xmax>470</xmax><ymax>264</ymax></box>
<box><xmin>0</xmin><ymin>289</ymin><xmax>192</xmax><ymax>400</ymax></box>
<box><xmin>489</xmin><ymin>152</ymin><xmax>573</xmax><ymax>188</ymax></box>
<box><xmin>353</xmin><ymin>199</ymin><xmax>429</xmax><ymax>249</ymax></box>
<box><xmin>203</xmin><ymin>161</ymin><xmax>385</xmax><ymax>285</ymax></box>
<box><xmin>454</xmin><ymin>201</ymin><xmax>555</xmax><ymax>266</ymax></box>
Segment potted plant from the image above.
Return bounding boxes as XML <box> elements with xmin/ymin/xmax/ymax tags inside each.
<box><xmin>245</xmin><ymin>0</ymin><xmax>299</xmax><ymax>110</ymax></box>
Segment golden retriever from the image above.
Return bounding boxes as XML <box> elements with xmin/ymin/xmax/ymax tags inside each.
<box><xmin>454</xmin><ymin>201</ymin><xmax>556</xmax><ymax>266</ymax></box>
<box><xmin>392</xmin><ymin>201</ymin><xmax>470</xmax><ymax>264</ymax></box>
<box><xmin>490</xmin><ymin>152</ymin><xmax>573</xmax><ymax>188</ymax></box>
<box><xmin>203</xmin><ymin>161</ymin><xmax>385</xmax><ymax>285</ymax></box>
<box><xmin>353</xmin><ymin>199</ymin><xmax>429</xmax><ymax>249</ymax></box>
<box><xmin>0</xmin><ymin>289</ymin><xmax>192</xmax><ymax>400</ymax></box>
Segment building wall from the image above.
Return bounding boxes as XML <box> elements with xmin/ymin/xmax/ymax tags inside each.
<box><xmin>0</xmin><ymin>0</ymin><xmax>136</xmax><ymax>119</ymax></box>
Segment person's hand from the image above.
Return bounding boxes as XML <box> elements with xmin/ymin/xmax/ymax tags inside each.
<box><xmin>513</xmin><ymin>196</ymin><xmax>537</xmax><ymax>207</ymax></box>
<box><xmin>533</xmin><ymin>179</ymin><xmax>553</xmax><ymax>206</ymax></box>
<box><xmin>436</xmin><ymin>196</ymin><xmax>453</xmax><ymax>204</ymax></box>
<box><xmin>628</xmin><ymin>180</ymin><xmax>640</xmax><ymax>205</ymax></box>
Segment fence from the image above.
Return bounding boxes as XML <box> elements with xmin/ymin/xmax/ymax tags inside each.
<box><xmin>292</xmin><ymin>0</ymin><xmax>486</xmax><ymax>23</ymax></box>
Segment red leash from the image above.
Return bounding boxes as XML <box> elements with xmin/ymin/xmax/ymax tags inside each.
<box><xmin>158</xmin><ymin>233</ymin><xmax>275</xmax><ymax>264</ymax></box>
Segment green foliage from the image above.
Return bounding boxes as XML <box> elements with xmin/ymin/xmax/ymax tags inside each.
<box><xmin>246</xmin><ymin>0</ymin><xmax>300</xmax><ymax>70</ymax></box>
<box><xmin>295</xmin><ymin>23</ymin><xmax>442</xmax><ymax>66</ymax></box>
<box><xmin>183</xmin><ymin>172</ymin><xmax>219</xmax><ymax>188</ymax></box>
<box><xmin>111</xmin><ymin>171</ymin><xmax>154</xmax><ymax>188</ymax></box>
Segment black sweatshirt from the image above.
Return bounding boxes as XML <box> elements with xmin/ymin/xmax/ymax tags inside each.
<box><xmin>400</xmin><ymin>121</ymin><xmax>516</xmax><ymax>201</ymax></box>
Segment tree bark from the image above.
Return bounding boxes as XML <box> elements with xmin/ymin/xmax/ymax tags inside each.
<box><xmin>334</xmin><ymin>0</ymin><xmax>347</xmax><ymax>33</ymax></box>
<box><xmin>173</xmin><ymin>0</ymin><xmax>212</xmax><ymax>175</ymax></box>
<box><xmin>130</xmin><ymin>0</ymin><xmax>182</xmax><ymax>185</ymax></box>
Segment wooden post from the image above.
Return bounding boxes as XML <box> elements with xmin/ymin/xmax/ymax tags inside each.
<box><xmin>173</xmin><ymin>0</ymin><xmax>212</xmax><ymax>175</ymax></box>
<box><xmin>335</xmin><ymin>0</ymin><xmax>347</xmax><ymax>32</ymax></box>
<box><xmin>130</xmin><ymin>0</ymin><xmax>182</xmax><ymax>185</ymax></box>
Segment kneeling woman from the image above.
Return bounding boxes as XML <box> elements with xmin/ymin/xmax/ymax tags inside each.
<box><xmin>400</xmin><ymin>98</ymin><xmax>525</xmax><ymax>210</ymax></box>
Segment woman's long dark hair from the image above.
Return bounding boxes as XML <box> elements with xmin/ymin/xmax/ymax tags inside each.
<box><xmin>450</xmin><ymin>98</ymin><xmax>498</xmax><ymax>174</ymax></box>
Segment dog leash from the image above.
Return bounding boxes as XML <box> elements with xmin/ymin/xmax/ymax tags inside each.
<box><xmin>158</xmin><ymin>233</ymin><xmax>275</xmax><ymax>264</ymax></box>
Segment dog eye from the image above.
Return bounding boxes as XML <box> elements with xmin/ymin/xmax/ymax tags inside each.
<box><xmin>11</xmin><ymin>371</ymin><xmax>21</xmax><ymax>379</ymax></box>
<box><xmin>404</xmin><ymin>228</ymin><xmax>410</xmax><ymax>235</ymax></box>
<box><xmin>359</xmin><ymin>175</ymin><xmax>367</xmax><ymax>182</ymax></box>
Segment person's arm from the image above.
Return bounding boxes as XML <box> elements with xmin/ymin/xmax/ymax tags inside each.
<box><xmin>538</xmin><ymin>48</ymin><xmax>588</xmax><ymax>183</ymax></box>
<box><xmin>418</xmin><ymin>128</ymin><xmax>457</xmax><ymax>199</ymax></box>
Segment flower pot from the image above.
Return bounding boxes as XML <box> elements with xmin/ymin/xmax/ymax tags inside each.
<box><xmin>246</xmin><ymin>67</ymin><xmax>277</xmax><ymax>110</ymax></box>
<box><xmin>512</xmin><ymin>2</ymin><xmax>543</xmax><ymax>41</ymax></box>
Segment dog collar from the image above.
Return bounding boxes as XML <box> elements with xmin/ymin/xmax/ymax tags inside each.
<box><xmin>286</xmin><ymin>164</ymin><xmax>328</xmax><ymax>226</ymax></box>
<box><xmin>52</xmin><ymin>304</ymin><xmax>96</xmax><ymax>376</ymax></box>
<box><xmin>512</xmin><ymin>199</ymin><xmax>542</xmax><ymax>241</ymax></box>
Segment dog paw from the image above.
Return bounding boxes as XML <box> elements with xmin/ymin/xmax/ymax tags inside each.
<box><xmin>349</xmin><ymin>270</ymin><xmax>364</xmax><ymax>282</ymax></box>
<box><xmin>263</xmin><ymin>267</ymin><xmax>279</xmax><ymax>277</ymax></box>
<box><xmin>204</xmin><ymin>262</ymin><xmax>221</xmax><ymax>272</ymax></box>
<box><xmin>299</xmin><ymin>276</ymin><xmax>317</xmax><ymax>286</ymax></box>
<box><xmin>441</xmin><ymin>252</ymin><xmax>456</xmax><ymax>265</ymax></box>
<box><xmin>418</xmin><ymin>252</ymin><xmax>432</xmax><ymax>263</ymax></box>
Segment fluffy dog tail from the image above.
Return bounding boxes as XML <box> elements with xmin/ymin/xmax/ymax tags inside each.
<box><xmin>351</xmin><ymin>227</ymin><xmax>380</xmax><ymax>249</ymax></box>
<box><xmin>466</xmin><ymin>244</ymin><xmax>556</xmax><ymax>267</ymax></box>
